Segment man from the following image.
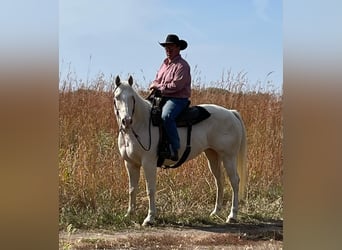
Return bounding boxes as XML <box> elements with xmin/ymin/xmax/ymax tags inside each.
<box><xmin>149</xmin><ymin>34</ymin><xmax>191</xmax><ymax>161</ymax></box>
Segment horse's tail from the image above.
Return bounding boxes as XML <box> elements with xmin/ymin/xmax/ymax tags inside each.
<box><xmin>232</xmin><ymin>110</ymin><xmax>248</xmax><ymax>201</ymax></box>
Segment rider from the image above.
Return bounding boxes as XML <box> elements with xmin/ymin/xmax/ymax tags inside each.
<box><xmin>149</xmin><ymin>34</ymin><xmax>191</xmax><ymax>161</ymax></box>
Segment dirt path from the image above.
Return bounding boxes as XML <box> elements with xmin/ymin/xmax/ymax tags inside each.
<box><xmin>59</xmin><ymin>220</ymin><xmax>283</xmax><ymax>249</ymax></box>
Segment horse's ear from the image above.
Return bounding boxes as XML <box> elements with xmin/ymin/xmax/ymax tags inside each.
<box><xmin>115</xmin><ymin>76</ymin><xmax>121</xmax><ymax>87</ymax></box>
<box><xmin>128</xmin><ymin>75</ymin><xmax>133</xmax><ymax>86</ymax></box>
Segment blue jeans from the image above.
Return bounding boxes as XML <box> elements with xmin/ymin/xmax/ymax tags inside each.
<box><xmin>161</xmin><ymin>98</ymin><xmax>189</xmax><ymax>152</ymax></box>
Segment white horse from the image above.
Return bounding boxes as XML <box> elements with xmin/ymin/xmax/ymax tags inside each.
<box><xmin>113</xmin><ymin>76</ymin><xmax>247</xmax><ymax>226</ymax></box>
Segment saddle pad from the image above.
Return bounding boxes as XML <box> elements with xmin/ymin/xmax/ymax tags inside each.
<box><xmin>175</xmin><ymin>106</ymin><xmax>211</xmax><ymax>127</ymax></box>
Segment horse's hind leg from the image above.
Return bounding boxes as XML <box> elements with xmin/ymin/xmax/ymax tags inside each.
<box><xmin>222</xmin><ymin>156</ymin><xmax>240</xmax><ymax>223</ymax></box>
<box><xmin>124</xmin><ymin>161</ymin><xmax>141</xmax><ymax>217</ymax></box>
<box><xmin>205</xmin><ymin>149</ymin><xmax>224</xmax><ymax>216</ymax></box>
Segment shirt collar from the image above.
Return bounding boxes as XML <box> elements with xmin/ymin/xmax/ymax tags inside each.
<box><xmin>164</xmin><ymin>54</ymin><xmax>182</xmax><ymax>65</ymax></box>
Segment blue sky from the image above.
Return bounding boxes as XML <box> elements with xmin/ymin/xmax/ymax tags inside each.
<box><xmin>59</xmin><ymin>0</ymin><xmax>282</xmax><ymax>91</ymax></box>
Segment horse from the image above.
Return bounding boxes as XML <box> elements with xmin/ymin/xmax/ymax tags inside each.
<box><xmin>112</xmin><ymin>76</ymin><xmax>247</xmax><ymax>226</ymax></box>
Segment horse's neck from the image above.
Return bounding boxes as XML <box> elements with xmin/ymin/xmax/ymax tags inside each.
<box><xmin>133</xmin><ymin>92</ymin><xmax>151</xmax><ymax>124</ymax></box>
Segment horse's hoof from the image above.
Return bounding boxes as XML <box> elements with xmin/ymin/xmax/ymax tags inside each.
<box><xmin>142</xmin><ymin>215</ymin><xmax>155</xmax><ymax>226</ymax></box>
<box><xmin>142</xmin><ymin>220</ymin><xmax>154</xmax><ymax>227</ymax></box>
<box><xmin>210</xmin><ymin>210</ymin><xmax>219</xmax><ymax>217</ymax></box>
<box><xmin>226</xmin><ymin>217</ymin><xmax>238</xmax><ymax>224</ymax></box>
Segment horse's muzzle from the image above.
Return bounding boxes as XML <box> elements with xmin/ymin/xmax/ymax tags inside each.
<box><xmin>122</xmin><ymin>116</ymin><xmax>132</xmax><ymax>129</ymax></box>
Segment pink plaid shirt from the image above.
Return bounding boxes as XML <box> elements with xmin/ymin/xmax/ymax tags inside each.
<box><xmin>150</xmin><ymin>55</ymin><xmax>191</xmax><ymax>98</ymax></box>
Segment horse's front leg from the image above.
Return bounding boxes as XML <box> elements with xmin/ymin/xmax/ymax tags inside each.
<box><xmin>124</xmin><ymin>161</ymin><xmax>141</xmax><ymax>217</ymax></box>
<box><xmin>141</xmin><ymin>161</ymin><xmax>157</xmax><ymax>226</ymax></box>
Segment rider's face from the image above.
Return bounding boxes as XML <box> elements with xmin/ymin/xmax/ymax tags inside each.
<box><xmin>165</xmin><ymin>44</ymin><xmax>180</xmax><ymax>61</ymax></box>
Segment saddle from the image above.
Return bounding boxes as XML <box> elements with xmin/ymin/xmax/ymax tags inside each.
<box><xmin>148</xmin><ymin>91</ymin><xmax>211</xmax><ymax>168</ymax></box>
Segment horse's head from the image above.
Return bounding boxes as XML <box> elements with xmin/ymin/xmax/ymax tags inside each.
<box><xmin>113</xmin><ymin>75</ymin><xmax>136</xmax><ymax>130</ymax></box>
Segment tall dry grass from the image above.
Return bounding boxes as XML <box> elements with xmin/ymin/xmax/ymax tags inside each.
<box><xmin>59</xmin><ymin>73</ymin><xmax>283</xmax><ymax>229</ymax></box>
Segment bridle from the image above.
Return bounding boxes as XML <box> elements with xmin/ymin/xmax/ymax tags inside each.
<box><xmin>113</xmin><ymin>95</ymin><xmax>136</xmax><ymax>128</ymax></box>
<box><xmin>113</xmin><ymin>86</ymin><xmax>152</xmax><ymax>151</ymax></box>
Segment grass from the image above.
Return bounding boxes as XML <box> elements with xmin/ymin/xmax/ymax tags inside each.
<box><xmin>59</xmin><ymin>72</ymin><xmax>283</xmax><ymax>230</ymax></box>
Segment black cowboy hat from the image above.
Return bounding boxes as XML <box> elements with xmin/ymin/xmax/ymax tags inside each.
<box><xmin>159</xmin><ymin>34</ymin><xmax>188</xmax><ymax>50</ymax></box>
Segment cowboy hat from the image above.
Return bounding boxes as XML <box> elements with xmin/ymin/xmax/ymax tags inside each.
<box><xmin>159</xmin><ymin>34</ymin><xmax>188</xmax><ymax>50</ymax></box>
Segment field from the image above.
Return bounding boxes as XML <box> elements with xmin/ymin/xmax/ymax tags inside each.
<box><xmin>59</xmin><ymin>73</ymin><xmax>283</xmax><ymax>249</ymax></box>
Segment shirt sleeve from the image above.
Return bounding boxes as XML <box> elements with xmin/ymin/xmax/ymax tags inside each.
<box><xmin>149</xmin><ymin>63</ymin><xmax>165</xmax><ymax>90</ymax></box>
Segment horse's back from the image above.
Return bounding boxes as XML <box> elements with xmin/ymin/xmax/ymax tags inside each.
<box><xmin>198</xmin><ymin>104</ymin><xmax>240</xmax><ymax>124</ymax></box>
<box><xmin>192</xmin><ymin>104</ymin><xmax>244</xmax><ymax>151</ymax></box>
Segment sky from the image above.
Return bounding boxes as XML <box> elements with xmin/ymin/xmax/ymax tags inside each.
<box><xmin>59</xmin><ymin>0</ymin><xmax>282</xmax><ymax>92</ymax></box>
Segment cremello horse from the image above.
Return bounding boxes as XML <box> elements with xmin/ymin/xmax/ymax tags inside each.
<box><xmin>113</xmin><ymin>76</ymin><xmax>247</xmax><ymax>226</ymax></box>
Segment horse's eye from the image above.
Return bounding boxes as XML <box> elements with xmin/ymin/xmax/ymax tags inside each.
<box><xmin>115</xmin><ymin>93</ymin><xmax>121</xmax><ymax>100</ymax></box>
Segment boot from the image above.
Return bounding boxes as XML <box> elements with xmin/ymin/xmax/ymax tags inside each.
<box><xmin>169</xmin><ymin>144</ymin><xmax>179</xmax><ymax>161</ymax></box>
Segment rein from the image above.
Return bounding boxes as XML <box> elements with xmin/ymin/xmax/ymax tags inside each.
<box><xmin>113</xmin><ymin>86</ymin><xmax>152</xmax><ymax>151</ymax></box>
<box><xmin>131</xmin><ymin>109</ymin><xmax>152</xmax><ymax>151</ymax></box>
